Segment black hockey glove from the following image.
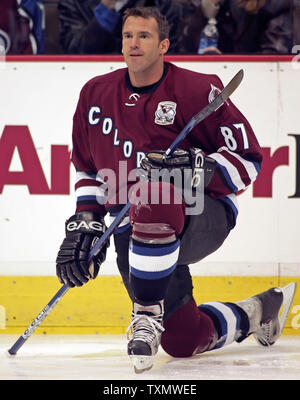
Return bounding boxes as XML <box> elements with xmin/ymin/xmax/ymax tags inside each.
<box><xmin>56</xmin><ymin>211</ymin><xmax>109</xmax><ymax>287</ymax></box>
<box><xmin>140</xmin><ymin>148</ymin><xmax>216</xmax><ymax>188</ymax></box>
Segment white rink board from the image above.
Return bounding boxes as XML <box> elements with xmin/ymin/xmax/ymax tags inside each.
<box><xmin>0</xmin><ymin>60</ymin><xmax>300</xmax><ymax>277</ymax></box>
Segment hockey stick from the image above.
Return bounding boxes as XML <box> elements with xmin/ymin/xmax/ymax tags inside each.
<box><xmin>8</xmin><ymin>69</ymin><xmax>244</xmax><ymax>356</ymax></box>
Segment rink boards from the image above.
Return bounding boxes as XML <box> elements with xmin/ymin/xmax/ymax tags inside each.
<box><xmin>0</xmin><ymin>55</ymin><xmax>300</xmax><ymax>335</ymax></box>
<box><xmin>0</xmin><ymin>275</ymin><xmax>300</xmax><ymax>335</ymax></box>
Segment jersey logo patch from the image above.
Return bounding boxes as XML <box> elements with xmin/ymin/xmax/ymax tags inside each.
<box><xmin>155</xmin><ymin>101</ymin><xmax>177</xmax><ymax>125</ymax></box>
<box><xmin>208</xmin><ymin>84</ymin><xmax>229</xmax><ymax>109</ymax></box>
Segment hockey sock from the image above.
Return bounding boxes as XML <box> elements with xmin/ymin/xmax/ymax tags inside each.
<box><xmin>128</xmin><ymin>181</ymin><xmax>185</xmax><ymax>303</ymax></box>
<box><xmin>198</xmin><ymin>301</ymin><xmax>249</xmax><ymax>350</ymax></box>
<box><xmin>129</xmin><ymin>238</ymin><xmax>180</xmax><ymax>301</ymax></box>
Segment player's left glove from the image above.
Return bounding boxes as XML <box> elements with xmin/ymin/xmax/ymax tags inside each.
<box><xmin>140</xmin><ymin>148</ymin><xmax>216</xmax><ymax>188</ymax></box>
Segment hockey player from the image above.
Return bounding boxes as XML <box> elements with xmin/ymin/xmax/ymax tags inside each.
<box><xmin>56</xmin><ymin>7</ymin><xmax>297</xmax><ymax>373</ymax></box>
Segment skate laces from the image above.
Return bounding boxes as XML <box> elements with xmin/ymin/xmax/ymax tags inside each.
<box><xmin>255</xmin><ymin>319</ymin><xmax>272</xmax><ymax>346</ymax></box>
<box><xmin>254</xmin><ymin>317</ymin><xmax>280</xmax><ymax>346</ymax></box>
<box><xmin>126</xmin><ymin>312</ymin><xmax>165</xmax><ymax>346</ymax></box>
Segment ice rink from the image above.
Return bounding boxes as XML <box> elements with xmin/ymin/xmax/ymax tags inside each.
<box><xmin>1</xmin><ymin>334</ymin><xmax>300</xmax><ymax>380</ymax></box>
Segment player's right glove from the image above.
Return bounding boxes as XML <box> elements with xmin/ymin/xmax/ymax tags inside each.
<box><xmin>140</xmin><ymin>148</ymin><xmax>216</xmax><ymax>188</ymax></box>
<box><xmin>56</xmin><ymin>211</ymin><xmax>109</xmax><ymax>287</ymax></box>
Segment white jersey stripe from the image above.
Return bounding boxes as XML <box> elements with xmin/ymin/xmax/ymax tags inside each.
<box><xmin>75</xmin><ymin>171</ymin><xmax>105</xmax><ymax>184</ymax></box>
<box><xmin>108</xmin><ymin>214</ymin><xmax>130</xmax><ymax>228</ymax></box>
<box><xmin>218</xmin><ymin>146</ymin><xmax>259</xmax><ymax>183</ymax></box>
<box><xmin>75</xmin><ymin>186</ymin><xmax>100</xmax><ymax>197</ymax></box>
<box><xmin>209</xmin><ymin>152</ymin><xmax>246</xmax><ymax>191</ymax></box>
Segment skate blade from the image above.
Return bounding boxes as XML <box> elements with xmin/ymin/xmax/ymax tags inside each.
<box><xmin>130</xmin><ymin>355</ymin><xmax>154</xmax><ymax>374</ymax></box>
<box><xmin>279</xmin><ymin>282</ymin><xmax>297</xmax><ymax>335</ymax></box>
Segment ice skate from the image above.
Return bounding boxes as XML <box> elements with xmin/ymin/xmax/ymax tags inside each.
<box><xmin>236</xmin><ymin>282</ymin><xmax>297</xmax><ymax>346</ymax></box>
<box><xmin>126</xmin><ymin>299</ymin><xmax>165</xmax><ymax>373</ymax></box>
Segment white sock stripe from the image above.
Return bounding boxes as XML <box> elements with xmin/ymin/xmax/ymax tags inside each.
<box><xmin>129</xmin><ymin>246</ymin><xmax>180</xmax><ymax>273</ymax></box>
<box><xmin>203</xmin><ymin>302</ymin><xmax>237</xmax><ymax>346</ymax></box>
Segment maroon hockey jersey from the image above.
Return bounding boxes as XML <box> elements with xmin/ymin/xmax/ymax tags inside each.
<box><xmin>71</xmin><ymin>62</ymin><xmax>262</xmax><ymax>223</ymax></box>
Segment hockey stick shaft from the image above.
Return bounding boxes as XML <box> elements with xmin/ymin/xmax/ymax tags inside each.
<box><xmin>8</xmin><ymin>284</ymin><xmax>69</xmax><ymax>355</ymax></box>
<box><xmin>8</xmin><ymin>69</ymin><xmax>243</xmax><ymax>355</ymax></box>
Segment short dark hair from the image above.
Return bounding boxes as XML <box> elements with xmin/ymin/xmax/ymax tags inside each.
<box><xmin>122</xmin><ymin>7</ymin><xmax>170</xmax><ymax>41</ymax></box>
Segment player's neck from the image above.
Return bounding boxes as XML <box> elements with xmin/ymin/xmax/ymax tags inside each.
<box><xmin>128</xmin><ymin>62</ymin><xmax>165</xmax><ymax>88</ymax></box>
<box><xmin>126</xmin><ymin>63</ymin><xmax>168</xmax><ymax>94</ymax></box>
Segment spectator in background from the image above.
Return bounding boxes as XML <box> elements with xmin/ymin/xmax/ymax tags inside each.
<box><xmin>58</xmin><ymin>0</ymin><xmax>185</xmax><ymax>54</ymax></box>
<box><xmin>293</xmin><ymin>0</ymin><xmax>300</xmax><ymax>47</ymax></box>
<box><xmin>0</xmin><ymin>0</ymin><xmax>45</xmax><ymax>54</ymax></box>
<box><xmin>178</xmin><ymin>0</ymin><xmax>293</xmax><ymax>54</ymax></box>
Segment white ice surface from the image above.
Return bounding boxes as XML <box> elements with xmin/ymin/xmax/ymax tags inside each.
<box><xmin>1</xmin><ymin>334</ymin><xmax>300</xmax><ymax>380</ymax></box>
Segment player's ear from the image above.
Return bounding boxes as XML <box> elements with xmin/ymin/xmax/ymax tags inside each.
<box><xmin>159</xmin><ymin>38</ymin><xmax>170</xmax><ymax>55</ymax></box>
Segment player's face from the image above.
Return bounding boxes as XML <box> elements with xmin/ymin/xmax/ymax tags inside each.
<box><xmin>122</xmin><ymin>16</ymin><xmax>169</xmax><ymax>84</ymax></box>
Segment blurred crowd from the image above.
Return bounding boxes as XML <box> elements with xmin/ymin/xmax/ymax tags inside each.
<box><xmin>0</xmin><ymin>0</ymin><xmax>298</xmax><ymax>55</ymax></box>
